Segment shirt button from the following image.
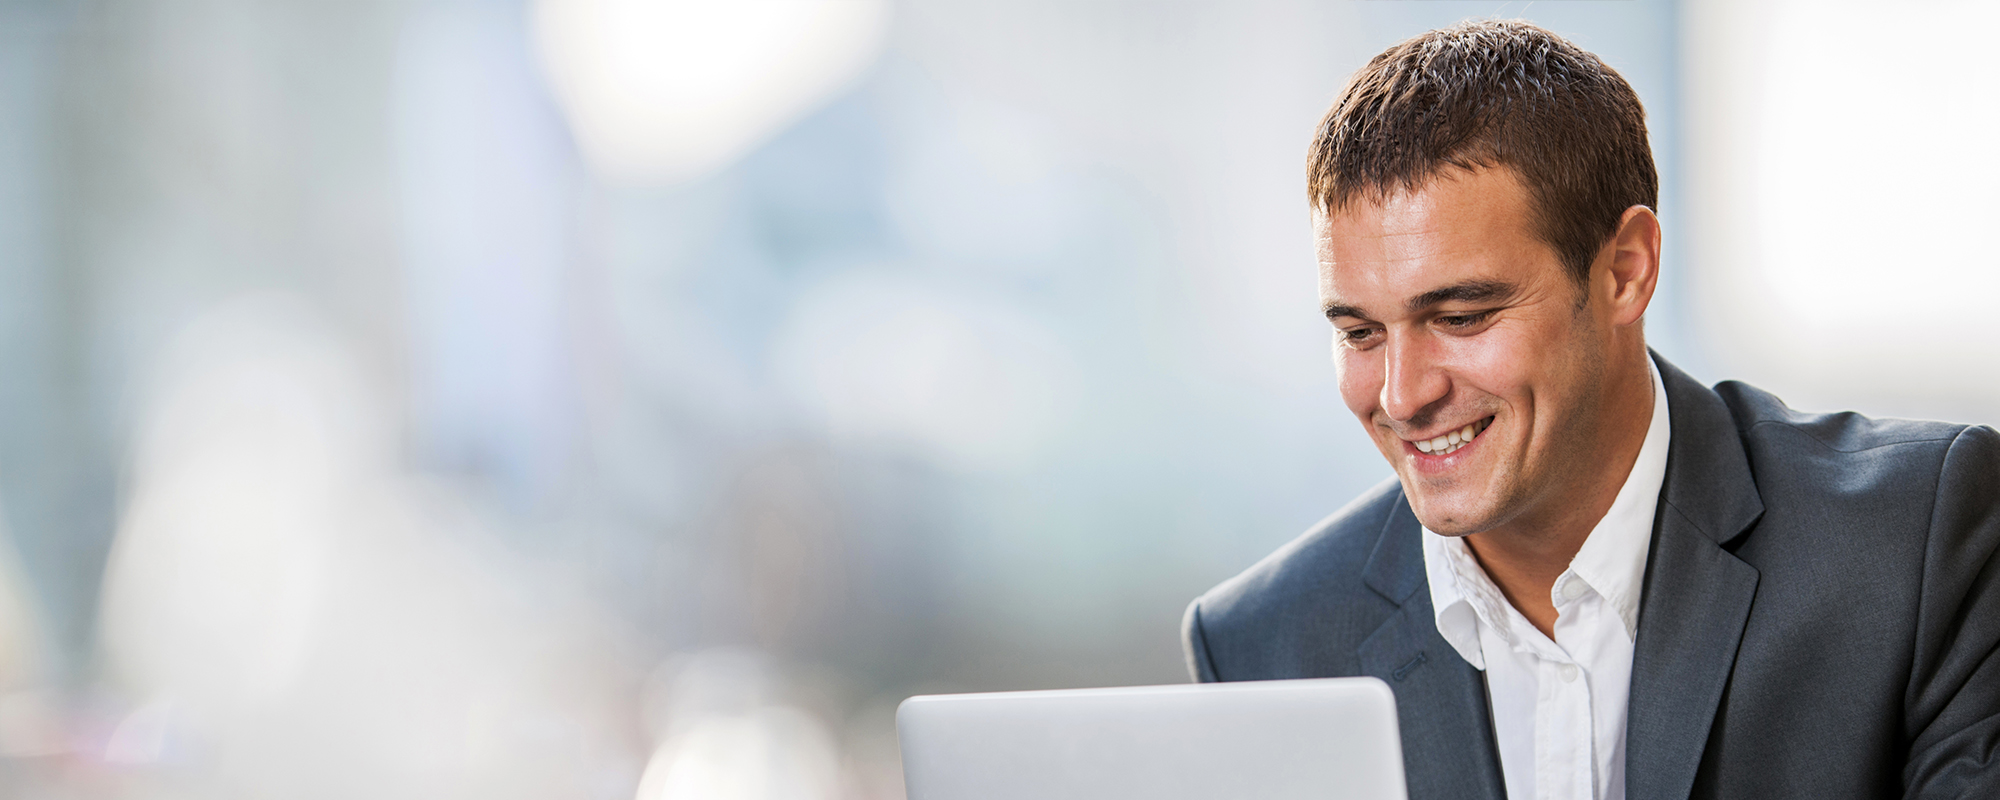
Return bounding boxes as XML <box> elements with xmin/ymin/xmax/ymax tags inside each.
<box><xmin>1559</xmin><ymin>663</ymin><xmax>1579</xmax><ymax>682</ymax></box>
<box><xmin>1560</xmin><ymin>579</ymin><xmax>1589</xmax><ymax>602</ymax></box>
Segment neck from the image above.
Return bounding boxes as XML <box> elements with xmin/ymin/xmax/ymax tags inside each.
<box><xmin>1464</xmin><ymin>345</ymin><xmax>1654</xmax><ymax>637</ymax></box>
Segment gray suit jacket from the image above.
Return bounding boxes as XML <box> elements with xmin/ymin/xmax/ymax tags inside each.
<box><xmin>1183</xmin><ymin>354</ymin><xmax>2000</xmax><ymax>799</ymax></box>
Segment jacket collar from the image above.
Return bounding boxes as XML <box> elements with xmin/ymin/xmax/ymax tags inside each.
<box><xmin>1624</xmin><ymin>352</ymin><xmax>1763</xmax><ymax>800</ymax></box>
<box><xmin>1651</xmin><ymin>353</ymin><xmax>1765</xmax><ymax>545</ymax></box>
<box><xmin>1356</xmin><ymin>496</ymin><xmax>1508</xmax><ymax>800</ymax></box>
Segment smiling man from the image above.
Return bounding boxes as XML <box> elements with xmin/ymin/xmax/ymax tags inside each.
<box><xmin>1182</xmin><ymin>19</ymin><xmax>2000</xmax><ymax>800</ymax></box>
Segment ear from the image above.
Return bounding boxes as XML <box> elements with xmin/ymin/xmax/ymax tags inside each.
<box><xmin>1596</xmin><ymin>204</ymin><xmax>1661</xmax><ymax>327</ymax></box>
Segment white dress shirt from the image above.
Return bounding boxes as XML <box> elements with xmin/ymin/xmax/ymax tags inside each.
<box><xmin>1421</xmin><ymin>359</ymin><xmax>1670</xmax><ymax>800</ymax></box>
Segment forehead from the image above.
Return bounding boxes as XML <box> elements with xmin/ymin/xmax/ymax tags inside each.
<box><xmin>1315</xmin><ymin>168</ymin><xmax>1562</xmax><ymax>308</ymax></box>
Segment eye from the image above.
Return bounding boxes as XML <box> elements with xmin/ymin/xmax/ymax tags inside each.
<box><xmin>1435</xmin><ymin>310</ymin><xmax>1496</xmax><ymax>330</ymax></box>
<box><xmin>1337</xmin><ymin>325</ymin><xmax>1382</xmax><ymax>348</ymax></box>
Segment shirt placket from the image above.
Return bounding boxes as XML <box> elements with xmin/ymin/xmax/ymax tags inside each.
<box><xmin>1536</xmin><ymin>576</ymin><xmax>1598</xmax><ymax>800</ymax></box>
<box><xmin>1533</xmin><ymin>653</ymin><xmax>1594</xmax><ymax>800</ymax></box>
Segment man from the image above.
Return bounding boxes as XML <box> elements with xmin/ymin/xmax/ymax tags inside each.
<box><xmin>1182</xmin><ymin>19</ymin><xmax>2000</xmax><ymax>800</ymax></box>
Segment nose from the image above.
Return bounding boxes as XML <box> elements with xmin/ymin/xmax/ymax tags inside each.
<box><xmin>1379</xmin><ymin>333</ymin><xmax>1450</xmax><ymax>424</ymax></box>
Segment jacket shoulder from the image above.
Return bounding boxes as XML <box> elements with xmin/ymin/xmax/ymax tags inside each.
<box><xmin>1714</xmin><ymin>380</ymin><xmax>1969</xmax><ymax>454</ymax></box>
<box><xmin>1711</xmin><ymin>379</ymin><xmax>1994</xmax><ymax>551</ymax></box>
<box><xmin>1185</xmin><ymin>477</ymin><xmax>1403</xmax><ymax>681</ymax></box>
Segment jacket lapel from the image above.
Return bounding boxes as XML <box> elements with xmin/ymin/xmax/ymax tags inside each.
<box><xmin>1624</xmin><ymin>354</ymin><xmax>1765</xmax><ymax>800</ymax></box>
<box><xmin>1360</xmin><ymin>495</ymin><xmax>1507</xmax><ymax>800</ymax></box>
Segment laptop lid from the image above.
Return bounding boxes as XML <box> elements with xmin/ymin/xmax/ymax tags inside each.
<box><xmin>897</xmin><ymin>677</ymin><xmax>1407</xmax><ymax>800</ymax></box>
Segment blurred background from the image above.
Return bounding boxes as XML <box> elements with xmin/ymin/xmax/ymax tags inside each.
<box><xmin>0</xmin><ymin>0</ymin><xmax>1989</xmax><ymax>797</ymax></box>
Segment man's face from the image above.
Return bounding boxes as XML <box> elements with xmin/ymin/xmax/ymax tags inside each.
<box><xmin>1317</xmin><ymin>167</ymin><xmax>1618</xmax><ymax>536</ymax></box>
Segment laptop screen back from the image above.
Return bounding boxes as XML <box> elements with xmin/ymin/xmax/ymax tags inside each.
<box><xmin>897</xmin><ymin>677</ymin><xmax>1407</xmax><ymax>800</ymax></box>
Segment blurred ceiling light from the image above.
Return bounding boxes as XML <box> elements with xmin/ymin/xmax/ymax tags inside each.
<box><xmin>532</xmin><ymin>0</ymin><xmax>891</xmax><ymax>184</ymax></box>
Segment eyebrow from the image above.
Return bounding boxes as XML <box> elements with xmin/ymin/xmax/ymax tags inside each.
<box><xmin>1322</xmin><ymin>279</ymin><xmax>1518</xmax><ymax>321</ymax></box>
<box><xmin>1407</xmin><ymin>279</ymin><xmax>1516</xmax><ymax>312</ymax></box>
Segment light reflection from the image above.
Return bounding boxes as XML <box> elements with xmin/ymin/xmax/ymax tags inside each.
<box><xmin>634</xmin><ymin>648</ymin><xmax>840</xmax><ymax>800</ymax></box>
<box><xmin>96</xmin><ymin>294</ymin><xmax>644</xmax><ymax>799</ymax></box>
<box><xmin>533</xmin><ymin>0</ymin><xmax>891</xmax><ymax>184</ymax></box>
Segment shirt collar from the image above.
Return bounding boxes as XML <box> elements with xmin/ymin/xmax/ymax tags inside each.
<box><xmin>1420</xmin><ymin>356</ymin><xmax>1672</xmax><ymax>669</ymax></box>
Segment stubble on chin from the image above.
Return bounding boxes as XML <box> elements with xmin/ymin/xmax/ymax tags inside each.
<box><xmin>1399</xmin><ymin>471</ymin><xmax>1476</xmax><ymax>536</ymax></box>
<box><xmin>1402</xmin><ymin>456</ymin><xmax>1532</xmax><ymax>537</ymax></box>
<box><xmin>1408</xmin><ymin>499</ymin><xmax>1480</xmax><ymax>537</ymax></box>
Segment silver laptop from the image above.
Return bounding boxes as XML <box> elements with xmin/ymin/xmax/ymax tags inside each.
<box><xmin>897</xmin><ymin>677</ymin><xmax>1407</xmax><ymax>800</ymax></box>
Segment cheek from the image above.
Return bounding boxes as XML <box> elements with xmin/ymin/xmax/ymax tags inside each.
<box><xmin>1333</xmin><ymin>346</ymin><xmax>1383</xmax><ymax>419</ymax></box>
<box><xmin>1433</xmin><ymin>321</ymin><xmax>1538</xmax><ymax>395</ymax></box>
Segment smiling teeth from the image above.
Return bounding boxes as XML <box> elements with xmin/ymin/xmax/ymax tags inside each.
<box><xmin>1414</xmin><ymin>418</ymin><xmax>1491</xmax><ymax>455</ymax></box>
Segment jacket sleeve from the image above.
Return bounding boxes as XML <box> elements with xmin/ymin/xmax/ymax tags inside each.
<box><xmin>1904</xmin><ymin>424</ymin><xmax>2000</xmax><ymax>798</ymax></box>
<box><xmin>1182</xmin><ymin>598</ymin><xmax>1220</xmax><ymax>683</ymax></box>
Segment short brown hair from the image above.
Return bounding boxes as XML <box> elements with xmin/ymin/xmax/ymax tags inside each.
<box><xmin>1307</xmin><ymin>20</ymin><xmax>1657</xmax><ymax>284</ymax></box>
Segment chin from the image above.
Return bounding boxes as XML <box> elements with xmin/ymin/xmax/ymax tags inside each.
<box><xmin>1402</xmin><ymin>490</ymin><xmax>1494</xmax><ymax>536</ymax></box>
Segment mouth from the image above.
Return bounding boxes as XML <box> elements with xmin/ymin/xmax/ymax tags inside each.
<box><xmin>1407</xmin><ymin>416</ymin><xmax>1493</xmax><ymax>457</ymax></box>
